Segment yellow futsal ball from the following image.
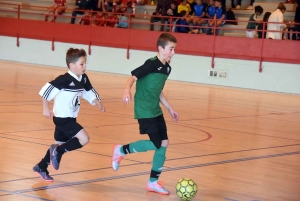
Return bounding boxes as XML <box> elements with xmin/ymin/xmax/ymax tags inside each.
<box><xmin>176</xmin><ymin>178</ymin><xmax>198</xmax><ymax>200</ymax></box>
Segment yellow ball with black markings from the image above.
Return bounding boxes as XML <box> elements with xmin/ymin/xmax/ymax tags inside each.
<box><xmin>176</xmin><ymin>178</ymin><xmax>198</xmax><ymax>200</ymax></box>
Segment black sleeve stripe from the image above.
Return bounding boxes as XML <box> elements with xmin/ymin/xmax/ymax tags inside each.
<box><xmin>91</xmin><ymin>88</ymin><xmax>101</xmax><ymax>100</ymax></box>
<box><xmin>43</xmin><ymin>85</ymin><xmax>54</xmax><ymax>99</ymax></box>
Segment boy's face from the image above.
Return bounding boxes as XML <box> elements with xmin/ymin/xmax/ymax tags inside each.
<box><xmin>215</xmin><ymin>1</ymin><xmax>220</xmax><ymax>7</ymax></box>
<box><xmin>209</xmin><ymin>0</ymin><xmax>213</xmax><ymax>5</ymax></box>
<box><xmin>196</xmin><ymin>0</ymin><xmax>201</xmax><ymax>5</ymax></box>
<box><xmin>171</xmin><ymin>3</ymin><xmax>176</xmax><ymax>9</ymax></box>
<box><xmin>69</xmin><ymin>56</ymin><xmax>87</xmax><ymax>76</ymax></box>
<box><xmin>158</xmin><ymin>42</ymin><xmax>177</xmax><ymax>62</ymax></box>
<box><xmin>182</xmin><ymin>0</ymin><xmax>187</xmax><ymax>5</ymax></box>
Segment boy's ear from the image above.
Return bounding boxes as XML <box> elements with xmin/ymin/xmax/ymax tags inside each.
<box><xmin>69</xmin><ymin>62</ymin><xmax>74</xmax><ymax>69</ymax></box>
<box><xmin>158</xmin><ymin>45</ymin><xmax>163</xmax><ymax>52</ymax></box>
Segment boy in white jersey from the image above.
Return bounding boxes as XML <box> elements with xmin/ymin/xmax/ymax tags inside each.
<box><xmin>33</xmin><ymin>48</ymin><xmax>105</xmax><ymax>181</ymax></box>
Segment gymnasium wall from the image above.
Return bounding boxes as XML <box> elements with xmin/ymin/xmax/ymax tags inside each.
<box><xmin>0</xmin><ymin>35</ymin><xmax>299</xmax><ymax>94</ymax></box>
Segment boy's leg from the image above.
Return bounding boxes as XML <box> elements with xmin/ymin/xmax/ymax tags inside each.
<box><xmin>147</xmin><ymin>115</ymin><xmax>169</xmax><ymax>195</ymax></box>
<box><xmin>33</xmin><ymin>149</ymin><xmax>53</xmax><ymax>181</ymax></box>
<box><xmin>50</xmin><ymin>118</ymin><xmax>86</xmax><ymax>170</ymax></box>
<box><xmin>112</xmin><ymin>116</ymin><xmax>161</xmax><ymax>170</ymax></box>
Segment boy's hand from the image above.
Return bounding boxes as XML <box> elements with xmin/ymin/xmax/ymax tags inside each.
<box><xmin>93</xmin><ymin>99</ymin><xmax>105</xmax><ymax>112</ymax></box>
<box><xmin>168</xmin><ymin>108</ymin><xmax>179</xmax><ymax>122</ymax></box>
<box><xmin>43</xmin><ymin>108</ymin><xmax>53</xmax><ymax>119</ymax></box>
<box><xmin>123</xmin><ymin>89</ymin><xmax>131</xmax><ymax>104</ymax></box>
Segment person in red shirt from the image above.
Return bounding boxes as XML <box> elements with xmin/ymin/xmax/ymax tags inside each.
<box><xmin>45</xmin><ymin>0</ymin><xmax>67</xmax><ymax>22</ymax></box>
<box><xmin>79</xmin><ymin>10</ymin><xmax>92</xmax><ymax>25</ymax></box>
<box><xmin>93</xmin><ymin>11</ymin><xmax>106</xmax><ymax>26</ymax></box>
<box><xmin>105</xmin><ymin>9</ymin><xmax>118</xmax><ymax>27</ymax></box>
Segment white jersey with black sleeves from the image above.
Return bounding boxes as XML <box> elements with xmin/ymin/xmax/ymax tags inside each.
<box><xmin>39</xmin><ymin>70</ymin><xmax>101</xmax><ymax>118</ymax></box>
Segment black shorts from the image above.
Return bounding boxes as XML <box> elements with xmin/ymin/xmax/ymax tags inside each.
<box><xmin>53</xmin><ymin>117</ymin><xmax>83</xmax><ymax>142</ymax></box>
<box><xmin>138</xmin><ymin>114</ymin><xmax>168</xmax><ymax>140</ymax></box>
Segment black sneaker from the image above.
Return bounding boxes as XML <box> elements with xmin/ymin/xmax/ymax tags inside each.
<box><xmin>33</xmin><ymin>164</ymin><xmax>53</xmax><ymax>182</ymax></box>
<box><xmin>50</xmin><ymin>144</ymin><xmax>63</xmax><ymax>170</ymax></box>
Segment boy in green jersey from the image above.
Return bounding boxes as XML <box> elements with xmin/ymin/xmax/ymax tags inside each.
<box><xmin>111</xmin><ymin>33</ymin><xmax>178</xmax><ymax>195</ymax></box>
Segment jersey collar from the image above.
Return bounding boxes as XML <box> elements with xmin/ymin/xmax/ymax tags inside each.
<box><xmin>68</xmin><ymin>70</ymin><xmax>82</xmax><ymax>82</ymax></box>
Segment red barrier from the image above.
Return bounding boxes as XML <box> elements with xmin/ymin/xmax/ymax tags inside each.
<box><xmin>0</xmin><ymin>2</ymin><xmax>299</xmax><ymax>73</ymax></box>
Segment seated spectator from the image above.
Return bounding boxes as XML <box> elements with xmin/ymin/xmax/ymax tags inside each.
<box><xmin>45</xmin><ymin>0</ymin><xmax>67</xmax><ymax>22</ymax></box>
<box><xmin>266</xmin><ymin>3</ymin><xmax>287</xmax><ymax>40</ymax></box>
<box><xmin>257</xmin><ymin>12</ymin><xmax>271</xmax><ymax>39</ymax></box>
<box><xmin>178</xmin><ymin>0</ymin><xmax>191</xmax><ymax>15</ymax></box>
<box><xmin>150</xmin><ymin>0</ymin><xmax>172</xmax><ymax>31</ymax></box>
<box><xmin>206</xmin><ymin>0</ymin><xmax>225</xmax><ymax>35</ymax></box>
<box><xmin>105</xmin><ymin>9</ymin><xmax>118</xmax><ymax>27</ymax></box>
<box><xmin>246</xmin><ymin>5</ymin><xmax>263</xmax><ymax>38</ymax></box>
<box><xmin>70</xmin><ymin>0</ymin><xmax>96</xmax><ymax>24</ymax></box>
<box><xmin>173</xmin><ymin>10</ymin><xmax>191</xmax><ymax>33</ymax></box>
<box><xmin>93</xmin><ymin>10</ymin><xmax>106</xmax><ymax>26</ymax></box>
<box><xmin>284</xmin><ymin>21</ymin><xmax>300</xmax><ymax>40</ymax></box>
<box><xmin>116</xmin><ymin>13</ymin><xmax>129</xmax><ymax>28</ymax></box>
<box><xmin>205</xmin><ymin>0</ymin><xmax>215</xmax><ymax>20</ymax></box>
<box><xmin>79</xmin><ymin>10</ymin><xmax>92</xmax><ymax>25</ymax></box>
<box><xmin>167</xmin><ymin>1</ymin><xmax>179</xmax><ymax>24</ymax></box>
<box><xmin>116</xmin><ymin>0</ymin><xmax>138</xmax><ymax>16</ymax></box>
<box><xmin>192</xmin><ymin>0</ymin><xmax>206</xmax><ymax>26</ymax></box>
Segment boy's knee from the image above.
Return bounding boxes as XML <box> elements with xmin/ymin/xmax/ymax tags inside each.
<box><xmin>152</xmin><ymin>140</ymin><xmax>161</xmax><ymax>149</ymax></box>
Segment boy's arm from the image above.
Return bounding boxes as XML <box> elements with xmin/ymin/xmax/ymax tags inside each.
<box><xmin>42</xmin><ymin>98</ymin><xmax>52</xmax><ymax>119</ymax></box>
<box><xmin>159</xmin><ymin>92</ymin><xmax>178</xmax><ymax>122</ymax></box>
<box><xmin>123</xmin><ymin>76</ymin><xmax>137</xmax><ymax>104</ymax></box>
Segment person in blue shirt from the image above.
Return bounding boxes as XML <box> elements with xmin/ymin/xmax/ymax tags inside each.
<box><xmin>206</xmin><ymin>0</ymin><xmax>225</xmax><ymax>35</ymax></box>
<box><xmin>173</xmin><ymin>10</ymin><xmax>191</xmax><ymax>33</ymax></box>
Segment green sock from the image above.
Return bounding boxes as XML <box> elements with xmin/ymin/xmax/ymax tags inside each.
<box><xmin>120</xmin><ymin>140</ymin><xmax>157</xmax><ymax>155</ymax></box>
<box><xmin>150</xmin><ymin>146</ymin><xmax>167</xmax><ymax>182</ymax></box>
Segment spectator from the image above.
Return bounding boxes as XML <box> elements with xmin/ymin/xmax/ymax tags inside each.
<box><xmin>116</xmin><ymin>0</ymin><xmax>136</xmax><ymax>16</ymax></box>
<box><xmin>246</xmin><ymin>5</ymin><xmax>263</xmax><ymax>38</ymax></box>
<box><xmin>79</xmin><ymin>10</ymin><xmax>92</xmax><ymax>25</ymax></box>
<box><xmin>167</xmin><ymin>1</ymin><xmax>179</xmax><ymax>18</ymax></box>
<box><xmin>93</xmin><ymin>10</ymin><xmax>106</xmax><ymax>26</ymax></box>
<box><xmin>192</xmin><ymin>0</ymin><xmax>206</xmax><ymax>26</ymax></box>
<box><xmin>206</xmin><ymin>0</ymin><xmax>225</xmax><ymax>35</ymax></box>
<box><xmin>178</xmin><ymin>0</ymin><xmax>191</xmax><ymax>15</ymax></box>
<box><xmin>173</xmin><ymin>10</ymin><xmax>191</xmax><ymax>33</ymax></box>
<box><xmin>70</xmin><ymin>0</ymin><xmax>96</xmax><ymax>24</ymax></box>
<box><xmin>105</xmin><ymin>8</ymin><xmax>118</xmax><ymax>27</ymax></box>
<box><xmin>206</xmin><ymin>0</ymin><xmax>215</xmax><ymax>20</ymax></box>
<box><xmin>45</xmin><ymin>0</ymin><xmax>67</xmax><ymax>22</ymax></box>
<box><xmin>266</xmin><ymin>3</ymin><xmax>287</xmax><ymax>40</ymax></box>
<box><xmin>150</xmin><ymin>0</ymin><xmax>172</xmax><ymax>31</ymax></box>
<box><xmin>284</xmin><ymin>21</ymin><xmax>300</xmax><ymax>40</ymax></box>
<box><xmin>116</xmin><ymin>13</ymin><xmax>129</xmax><ymax>28</ymax></box>
<box><xmin>257</xmin><ymin>12</ymin><xmax>271</xmax><ymax>38</ymax></box>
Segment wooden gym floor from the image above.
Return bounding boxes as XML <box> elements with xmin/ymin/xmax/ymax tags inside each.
<box><xmin>0</xmin><ymin>60</ymin><xmax>299</xmax><ymax>201</ymax></box>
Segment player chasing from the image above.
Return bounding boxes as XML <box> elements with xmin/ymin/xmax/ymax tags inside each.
<box><xmin>33</xmin><ymin>48</ymin><xmax>105</xmax><ymax>181</ymax></box>
<box><xmin>111</xmin><ymin>33</ymin><xmax>179</xmax><ymax>195</ymax></box>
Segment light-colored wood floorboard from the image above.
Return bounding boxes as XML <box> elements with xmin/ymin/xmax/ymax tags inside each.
<box><xmin>0</xmin><ymin>60</ymin><xmax>300</xmax><ymax>201</ymax></box>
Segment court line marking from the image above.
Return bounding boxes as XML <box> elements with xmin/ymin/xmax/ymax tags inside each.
<box><xmin>10</xmin><ymin>151</ymin><xmax>300</xmax><ymax>195</ymax></box>
<box><xmin>1</xmin><ymin>143</ymin><xmax>299</xmax><ymax>185</ymax></box>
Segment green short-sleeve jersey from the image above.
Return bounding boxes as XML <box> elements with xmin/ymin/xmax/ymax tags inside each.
<box><xmin>131</xmin><ymin>56</ymin><xmax>172</xmax><ymax>119</ymax></box>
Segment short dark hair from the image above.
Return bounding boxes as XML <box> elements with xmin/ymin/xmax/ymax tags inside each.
<box><xmin>66</xmin><ymin>48</ymin><xmax>87</xmax><ymax>68</ymax></box>
<box><xmin>254</xmin><ymin>5</ymin><xmax>263</xmax><ymax>14</ymax></box>
<box><xmin>156</xmin><ymin>33</ymin><xmax>177</xmax><ymax>50</ymax></box>
<box><xmin>215</xmin><ymin>0</ymin><xmax>222</xmax><ymax>4</ymax></box>
<box><xmin>179</xmin><ymin>10</ymin><xmax>187</xmax><ymax>17</ymax></box>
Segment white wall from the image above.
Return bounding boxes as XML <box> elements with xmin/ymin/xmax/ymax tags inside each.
<box><xmin>0</xmin><ymin>36</ymin><xmax>299</xmax><ymax>94</ymax></box>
